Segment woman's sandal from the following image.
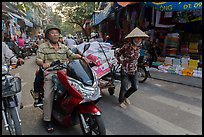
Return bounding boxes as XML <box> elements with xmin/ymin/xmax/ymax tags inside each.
<box><xmin>45</xmin><ymin>121</ymin><xmax>54</xmax><ymax>133</ymax></box>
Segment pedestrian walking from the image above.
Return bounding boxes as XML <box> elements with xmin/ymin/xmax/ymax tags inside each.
<box><xmin>115</xmin><ymin>27</ymin><xmax>149</xmax><ymax>109</ymax></box>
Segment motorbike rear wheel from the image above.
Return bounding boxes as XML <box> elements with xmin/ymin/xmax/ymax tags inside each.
<box><xmin>79</xmin><ymin>113</ymin><xmax>106</xmax><ymax>135</ymax></box>
<box><xmin>137</xmin><ymin>65</ymin><xmax>148</xmax><ymax>83</ymax></box>
<box><xmin>6</xmin><ymin>108</ymin><xmax>22</xmax><ymax>135</ymax></box>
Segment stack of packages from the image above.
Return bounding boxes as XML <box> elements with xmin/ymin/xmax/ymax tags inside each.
<box><xmin>172</xmin><ymin>58</ymin><xmax>182</xmax><ymax>75</ymax></box>
<box><xmin>157</xmin><ymin>57</ymin><xmax>172</xmax><ymax>73</ymax></box>
<box><xmin>166</xmin><ymin>58</ymin><xmax>182</xmax><ymax>74</ymax></box>
<box><xmin>165</xmin><ymin>33</ymin><xmax>179</xmax><ymax>57</ymax></box>
<box><xmin>189</xmin><ymin>42</ymin><xmax>198</xmax><ymax>54</ymax></box>
<box><xmin>189</xmin><ymin>59</ymin><xmax>202</xmax><ymax>78</ymax></box>
<box><xmin>181</xmin><ymin>56</ymin><xmax>191</xmax><ymax>76</ymax></box>
<box><xmin>157</xmin><ymin>57</ymin><xmax>182</xmax><ymax>75</ymax></box>
<box><xmin>180</xmin><ymin>42</ymin><xmax>189</xmax><ymax>55</ymax></box>
<box><xmin>193</xmin><ymin>68</ymin><xmax>202</xmax><ymax>78</ymax></box>
<box><xmin>76</xmin><ymin>42</ymin><xmax>117</xmax><ymax>79</ymax></box>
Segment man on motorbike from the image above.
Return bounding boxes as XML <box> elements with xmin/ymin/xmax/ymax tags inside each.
<box><xmin>115</xmin><ymin>27</ymin><xmax>149</xmax><ymax>109</ymax></box>
<box><xmin>35</xmin><ymin>24</ymin><xmax>90</xmax><ymax>133</ymax></box>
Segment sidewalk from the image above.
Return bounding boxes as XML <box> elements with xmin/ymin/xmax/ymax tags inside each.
<box><xmin>149</xmin><ymin>70</ymin><xmax>202</xmax><ymax>88</ymax></box>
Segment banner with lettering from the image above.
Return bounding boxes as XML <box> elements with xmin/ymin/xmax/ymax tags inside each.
<box><xmin>144</xmin><ymin>2</ymin><xmax>202</xmax><ymax>12</ymax></box>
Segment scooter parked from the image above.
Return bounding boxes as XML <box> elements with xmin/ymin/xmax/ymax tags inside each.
<box><xmin>2</xmin><ymin>56</ymin><xmax>22</xmax><ymax>135</ymax></box>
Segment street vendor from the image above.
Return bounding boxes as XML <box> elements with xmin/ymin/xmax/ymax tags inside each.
<box><xmin>115</xmin><ymin>27</ymin><xmax>149</xmax><ymax>109</ymax></box>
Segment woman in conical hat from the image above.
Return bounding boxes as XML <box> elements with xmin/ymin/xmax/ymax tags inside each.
<box><xmin>115</xmin><ymin>27</ymin><xmax>149</xmax><ymax>108</ymax></box>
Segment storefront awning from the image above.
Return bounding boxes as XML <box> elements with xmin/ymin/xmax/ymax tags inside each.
<box><xmin>8</xmin><ymin>12</ymin><xmax>24</xmax><ymax>20</ymax></box>
<box><xmin>2</xmin><ymin>10</ymin><xmax>13</xmax><ymax>20</ymax></box>
<box><xmin>144</xmin><ymin>2</ymin><xmax>202</xmax><ymax>12</ymax></box>
<box><xmin>21</xmin><ymin>17</ymin><xmax>33</xmax><ymax>27</ymax></box>
<box><xmin>92</xmin><ymin>3</ymin><xmax>112</xmax><ymax>26</ymax></box>
<box><xmin>8</xmin><ymin>12</ymin><xmax>33</xmax><ymax>27</ymax></box>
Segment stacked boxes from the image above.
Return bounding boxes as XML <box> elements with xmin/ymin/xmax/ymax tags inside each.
<box><xmin>188</xmin><ymin>59</ymin><xmax>199</xmax><ymax>70</ymax></box>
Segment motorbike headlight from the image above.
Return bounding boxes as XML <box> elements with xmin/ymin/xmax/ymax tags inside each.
<box><xmin>2</xmin><ymin>65</ymin><xmax>9</xmax><ymax>74</ymax></box>
<box><xmin>68</xmin><ymin>78</ymin><xmax>100</xmax><ymax>102</ymax></box>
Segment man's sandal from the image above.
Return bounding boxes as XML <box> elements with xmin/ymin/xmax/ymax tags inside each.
<box><xmin>45</xmin><ymin>121</ymin><xmax>54</xmax><ymax>133</ymax></box>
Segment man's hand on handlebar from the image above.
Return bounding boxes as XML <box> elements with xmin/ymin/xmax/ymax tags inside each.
<box><xmin>42</xmin><ymin>63</ymin><xmax>50</xmax><ymax>69</ymax></box>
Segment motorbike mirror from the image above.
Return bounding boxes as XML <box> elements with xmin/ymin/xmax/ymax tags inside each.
<box><xmin>9</xmin><ymin>55</ymin><xmax>16</xmax><ymax>65</ymax></box>
<box><xmin>83</xmin><ymin>43</ymin><xmax>90</xmax><ymax>54</ymax></box>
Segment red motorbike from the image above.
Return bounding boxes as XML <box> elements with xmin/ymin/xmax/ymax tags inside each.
<box><xmin>30</xmin><ymin>57</ymin><xmax>106</xmax><ymax>135</ymax></box>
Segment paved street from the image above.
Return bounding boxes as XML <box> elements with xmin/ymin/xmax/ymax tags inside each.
<box><xmin>2</xmin><ymin>56</ymin><xmax>202</xmax><ymax>135</ymax></box>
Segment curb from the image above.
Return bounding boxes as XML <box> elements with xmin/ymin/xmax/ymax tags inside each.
<box><xmin>149</xmin><ymin>71</ymin><xmax>202</xmax><ymax>89</ymax></box>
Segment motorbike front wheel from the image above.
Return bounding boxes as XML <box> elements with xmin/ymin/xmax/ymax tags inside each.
<box><xmin>6</xmin><ymin>107</ymin><xmax>22</xmax><ymax>135</ymax></box>
<box><xmin>79</xmin><ymin>113</ymin><xmax>106</xmax><ymax>135</ymax></box>
<box><xmin>137</xmin><ymin>66</ymin><xmax>148</xmax><ymax>83</ymax></box>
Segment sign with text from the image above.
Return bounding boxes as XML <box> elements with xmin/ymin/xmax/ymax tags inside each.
<box><xmin>144</xmin><ymin>2</ymin><xmax>202</xmax><ymax>12</ymax></box>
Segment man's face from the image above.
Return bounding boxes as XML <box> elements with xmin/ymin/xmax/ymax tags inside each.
<box><xmin>48</xmin><ymin>29</ymin><xmax>60</xmax><ymax>43</ymax></box>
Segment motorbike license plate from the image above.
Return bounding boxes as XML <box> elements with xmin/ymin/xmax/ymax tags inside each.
<box><xmin>145</xmin><ymin>66</ymin><xmax>149</xmax><ymax>71</ymax></box>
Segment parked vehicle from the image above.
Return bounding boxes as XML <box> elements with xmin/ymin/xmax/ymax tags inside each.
<box><xmin>30</xmin><ymin>45</ymin><xmax>106</xmax><ymax>135</ymax></box>
<box><xmin>137</xmin><ymin>58</ymin><xmax>150</xmax><ymax>83</ymax></box>
<box><xmin>25</xmin><ymin>42</ymin><xmax>32</xmax><ymax>56</ymax></box>
<box><xmin>2</xmin><ymin>56</ymin><xmax>22</xmax><ymax>135</ymax></box>
<box><xmin>30</xmin><ymin>41</ymin><xmax>38</xmax><ymax>55</ymax></box>
<box><xmin>111</xmin><ymin>59</ymin><xmax>150</xmax><ymax>83</ymax></box>
<box><xmin>17</xmin><ymin>47</ymin><xmax>27</xmax><ymax>59</ymax></box>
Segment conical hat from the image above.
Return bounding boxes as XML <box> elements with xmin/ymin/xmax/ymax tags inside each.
<box><xmin>125</xmin><ymin>27</ymin><xmax>149</xmax><ymax>39</ymax></box>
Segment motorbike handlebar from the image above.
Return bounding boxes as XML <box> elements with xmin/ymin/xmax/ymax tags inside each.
<box><xmin>42</xmin><ymin>60</ymin><xmax>67</xmax><ymax>71</ymax></box>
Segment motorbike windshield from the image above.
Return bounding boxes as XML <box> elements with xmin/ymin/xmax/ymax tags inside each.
<box><xmin>67</xmin><ymin>60</ymin><xmax>94</xmax><ymax>86</ymax></box>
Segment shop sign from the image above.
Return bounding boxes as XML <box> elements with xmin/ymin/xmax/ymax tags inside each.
<box><xmin>144</xmin><ymin>2</ymin><xmax>202</xmax><ymax>12</ymax></box>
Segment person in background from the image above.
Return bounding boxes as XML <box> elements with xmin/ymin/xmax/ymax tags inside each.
<box><xmin>4</xmin><ymin>33</ymin><xmax>10</xmax><ymax>44</ymax></box>
<box><xmin>64</xmin><ymin>34</ymin><xmax>77</xmax><ymax>49</ymax></box>
<box><xmin>138</xmin><ymin>44</ymin><xmax>145</xmax><ymax>63</ymax></box>
<box><xmin>104</xmin><ymin>35</ymin><xmax>113</xmax><ymax>44</ymax></box>
<box><xmin>37</xmin><ymin>34</ymin><xmax>44</xmax><ymax>46</ymax></box>
<box><xmin>115</xmin><ymin>27</ymin><xmax>149</xmax><ymax>109</ymax></box>
<box><xmin>25</xmin><ymin>35</ymin><xmax>31</xmax><ymax>43</ymax></box>
<box><xmin>58</xmin><ymin>34</ymin><xmax>64</xmax><ymax>44</ymax></box>
<box><xmin>148</xmin><ymin>40</ymin><xmax>158</xmax><ymax>67</ymax></box>
<box><xmin>18</xmin><ymin>35</ymin><xmax>25</xmax><ymax>48</ymax></box>
<box><xmin>89</xmin><ymin>32</ymin><xmax>103</xmax><ymax>42</ymax></box>
<box><xmin>89</xmin><ymin>32</ymin><xmax>97</xmax><ymax>42</ymax></box>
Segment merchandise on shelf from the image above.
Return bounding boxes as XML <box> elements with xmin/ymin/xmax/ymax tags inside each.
<box><xmin>164</xmin><ymin>33</ymin><xmax>180</xmax><ymax>57</ymax></box>
<box><xmin>188</xmin><ymin>59</ymin><xmax>199</xmax><ymax>70</ymax></box>
<box><xmin>182</xmin><ymin>68</ymin><xmax>194</xmax><ymax>76</ymax></box>
<box><xmin>164</xmin><ymin>57</ymin><xmax>173</xmax><ymax>65</ymax></box>
<box><xmin>181</xmin><ymin>57</ymin><xmax>190</xmax><ymax>68</ymax></box>
<box><xmin>172</xmin><ymin>58</ymin><xmax>181</xmax><ymax>67</ymax></box>
<box><xmin>189</xmin><ymin>42</ymin><xmax>198</xmax><ymax>53</ymax></box>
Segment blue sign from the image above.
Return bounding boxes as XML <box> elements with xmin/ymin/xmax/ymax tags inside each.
<box><xmin>144</xmin><ymin>2</ymin><xmax>202</xmax><ymax>12</ymax></box>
